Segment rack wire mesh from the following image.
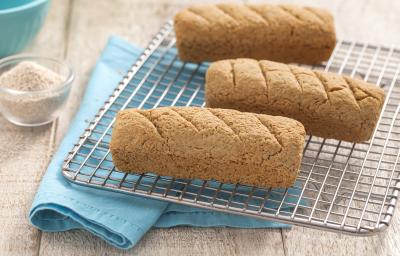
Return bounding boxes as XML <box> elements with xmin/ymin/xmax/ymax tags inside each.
<box><xmin>62</xmin><ymin>21</ymin><xmax>400</xmax><ymax>235</ymax></box>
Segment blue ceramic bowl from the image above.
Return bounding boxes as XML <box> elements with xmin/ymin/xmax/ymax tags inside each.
<box><xmin>0</xmin><ymin>0</ymin><xmax>50</xmax><ymax>58</ymax></box>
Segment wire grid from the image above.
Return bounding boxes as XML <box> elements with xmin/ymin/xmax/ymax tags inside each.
<box><xmin>62</xmin><ymin>21</ymin><xmax>400</xmax><ymax>235</ymax></box>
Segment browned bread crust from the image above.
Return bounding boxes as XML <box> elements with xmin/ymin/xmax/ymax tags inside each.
<box><xmin>110</xmin><ymin>107</ymin><xmax>306</xmax><ymax>188</ymax></box>
<box><xmin>174</xmin><ymin>4</ymin><xmax>336</xmax><ymax>64</ymax></box>
<box><xmin>206</xmin><ymin>59</ymin><xmax>385</xmax><ymax>142</ymax></box>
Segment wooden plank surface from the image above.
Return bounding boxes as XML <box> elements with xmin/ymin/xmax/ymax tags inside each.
<box><xmin>40</xmin><ymin>228</ymin><xmax>285</xmax><ymax>256</ymax></box>
<box><xmin>1</xmin><ymin>0</ymin><xmax>400</xmax><ymax>255</ymax></box>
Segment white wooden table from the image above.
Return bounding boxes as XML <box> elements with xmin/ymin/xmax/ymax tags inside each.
<box><xmin>1</xmin><ymin>0</ymin><xmax>400</xmax><ymax>255</ymax></box>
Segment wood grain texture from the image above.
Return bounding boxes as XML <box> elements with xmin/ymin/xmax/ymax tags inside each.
<box><xmin>1</xmin><ymin>0</ymin><xmax>400</xmax><ymax>255</ymax></box>
<box><xmin>0</xmin><ymin>123</ymin><xmax>49</xmax><ymax>256</ymax></box>
<box><xmin>40</xmin><ymin>228</ymin><xmax>284</xmax><ymax>256</ymax></box>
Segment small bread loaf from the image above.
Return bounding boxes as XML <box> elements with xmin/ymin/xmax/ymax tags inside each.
<box><xmin>110</xmin><ymin>107</ymin><xmax>306</xmax><ymax>188</ymax></box>
<box><xmin>206</xmin><ymin>59</ymin><xmax>385</xmax><ymax>142</ymax></box>
<box><xmin>174</xmin><ymin>4</ymin><xmax>336</xmax><ymax>64</ymax></box>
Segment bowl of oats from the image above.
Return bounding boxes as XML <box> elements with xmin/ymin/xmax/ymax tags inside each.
<box><xmin>0</xmin><ymin>55</ymin><xmax>74</xmax><ymax>126</ymax></box>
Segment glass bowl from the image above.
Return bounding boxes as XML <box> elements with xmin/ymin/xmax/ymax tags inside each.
<box><xmin>0</xmin><ymin>55</ymin><xmax>74</xmax><ymax>127</ymax></box>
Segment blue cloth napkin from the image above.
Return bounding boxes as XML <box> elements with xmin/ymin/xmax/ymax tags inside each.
<box><xmin>29</xmin><ymin>36</ymin><xmax>291</xmax><ymax>250</ymax></box>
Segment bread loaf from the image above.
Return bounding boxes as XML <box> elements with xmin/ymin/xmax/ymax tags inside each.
<box><xmin>206</xmin><ymin>59</ymin><xmax>385</xmax><ymax>142</ymax></box>
<box><xmin>174</xmin><ymin>4</ymin><xmax>336</xmax><ymax>64</ymax></box>
<box><xmin>110</xmin><ymin>107</ymin><xmax>306</xmax><ymax>188</ymax></box>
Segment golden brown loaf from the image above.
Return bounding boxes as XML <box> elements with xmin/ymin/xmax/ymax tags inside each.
<box><xmin>110</xmin><ymin>107</ymin><xmax>306</xmax><ymax>188</ymax></box>
<box><xmin>206</xmin><ymin>59</ymin><xmax>385</xmax><ymax>142</ymax></box>
<box><xmin>174</xmin><ymin>4</ymin><xmax>336</xmax><ymax>64</ymax></box>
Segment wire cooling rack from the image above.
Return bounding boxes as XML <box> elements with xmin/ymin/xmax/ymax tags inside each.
<box><xmin>62</xmin><ymin>21</ymin><xmax>400</xmax><ymax>235</ymax></box>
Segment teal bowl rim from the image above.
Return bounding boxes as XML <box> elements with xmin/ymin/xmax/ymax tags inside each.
<box><xmin>0</xmin><ymin>0</ymin><xmax>49</xmax><ymax>15</ymax></box>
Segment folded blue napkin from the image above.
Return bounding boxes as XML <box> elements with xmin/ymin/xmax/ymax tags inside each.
<box><xmin>29</xmin><ymin>36</ymin><xmax>291</xmax><ymax>250</ymax></box>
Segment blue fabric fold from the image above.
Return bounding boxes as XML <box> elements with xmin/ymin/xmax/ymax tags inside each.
<box><xmin>29</xmin><ymin>36</ymin><xmax>291</xmax><ymax>250</ymax></box>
